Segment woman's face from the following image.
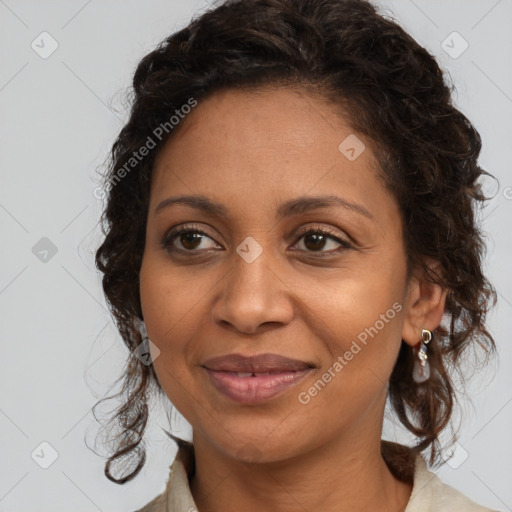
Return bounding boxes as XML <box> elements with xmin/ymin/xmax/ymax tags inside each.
<box><xmin>139</xmin><ymin>86</ymin><xmax>419</xmax><ymax>463</ymax></box>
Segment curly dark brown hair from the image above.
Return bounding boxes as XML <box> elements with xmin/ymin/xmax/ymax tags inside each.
<box><xmin>93</xmin><ymin>0</ymin><xmax>497</xmax><ymax>484</ymax></box>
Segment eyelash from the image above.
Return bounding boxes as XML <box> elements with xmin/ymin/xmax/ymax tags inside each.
<box><xmin>161</xmin><ymin>224</ymin><xmax>353</xmax><ymax>257</ymax></box>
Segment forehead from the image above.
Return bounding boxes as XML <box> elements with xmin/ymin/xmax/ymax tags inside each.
<box><xmin>150</xmin><ymin>86</ymin><xmax>397</xmax><ymax>228</ymax></box>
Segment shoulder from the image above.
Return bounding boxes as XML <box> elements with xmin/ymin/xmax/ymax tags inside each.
<box><xmin>407</xmin><ymin>451</ymin><xmax>501</xmax><ymax>512</ymax></box>
<box><xmin>381</xmin><ymin>440</ymin><xmax>501</xmax><ymax>512</ymax></box>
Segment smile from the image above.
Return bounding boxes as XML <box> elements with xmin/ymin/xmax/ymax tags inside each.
<box><xmin>203</xmin><ymin>368</ymin><xmax>313</xmax><ymax>403</ymax></box>
<box><xmin>201</xmin><ymin>352</ymin><xmax>316</xmax><ymax>403</ymax></box>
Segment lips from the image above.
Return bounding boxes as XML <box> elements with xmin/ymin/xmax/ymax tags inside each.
<box><xmin>202</xmin><ymin>353</ymin><xmax>313</xmax><ymax>373</ymax></box>
<box><xmin>202</xmin><ymin>353</ymin><xmax>315</xmax><ymax>403</ymax></box>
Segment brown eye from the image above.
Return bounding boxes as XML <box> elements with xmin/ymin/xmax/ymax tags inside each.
<box><xmin>293</xmin><ymin>228</ymin><xmax>352</xmax><ymax>255</ymax></box>
<box><xmin>162</xmin><ymin>226</ymin><xmax>219</xmax><ymax>254</ymax></box>
<box><xmin>303</xmin><ymin>232</ymin><xmax>328</xmax><ymax>251</ymax></box>
<box><xmin>178</xmin><ymin>232</ymin><xmax>204</xmax><ymax>250</ymax></box>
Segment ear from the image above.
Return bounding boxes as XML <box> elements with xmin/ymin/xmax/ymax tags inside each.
<box><xmin>401</xmin><ymin>259</ymin><xmax>448</xmax><ymax>348</ymax></box>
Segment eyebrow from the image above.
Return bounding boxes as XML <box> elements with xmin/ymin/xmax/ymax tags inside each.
<box><xmin>154</xmin><ymin>194</ymin><xmax>373</xmax><ymax>220</ymax></box>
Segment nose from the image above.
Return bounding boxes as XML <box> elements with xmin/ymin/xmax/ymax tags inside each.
<box><xmin>211</xmin><ymin>248</ymin><xmax>295</xmax><ymax>335</ymax></box>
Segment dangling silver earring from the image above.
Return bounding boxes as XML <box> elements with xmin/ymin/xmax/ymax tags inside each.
<box><xmin>412</xmin><ymin>328</ymin><xmax>432</xmax><ymax>383</ymax></box>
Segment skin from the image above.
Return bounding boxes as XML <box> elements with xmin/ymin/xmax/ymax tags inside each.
<box><xmin>139</xmin><ymin>86</ymin><xmax>447</xmax><ymax>512</ymax></box>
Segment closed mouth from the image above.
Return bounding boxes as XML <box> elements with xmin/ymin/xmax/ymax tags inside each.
<box><xmin>202</xmin><ymin>352</ymin><xmax>315</xmax><ymax>374</ymax></box>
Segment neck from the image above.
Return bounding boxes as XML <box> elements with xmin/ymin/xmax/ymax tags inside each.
<box><xmin>188</xmin><ymin>410</ymin><xmax>413</xmax><ymax>512</ymax></box>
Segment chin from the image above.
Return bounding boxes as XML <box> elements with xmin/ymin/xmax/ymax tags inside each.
<box><xmin>205</xmin><ymin>427</ymin><xmax>307</xmax><ymax>466</ymax></box>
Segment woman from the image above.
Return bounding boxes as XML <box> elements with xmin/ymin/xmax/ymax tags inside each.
<box><xmin>94</xmin><ymin>0</ymin><xmax>500</xmax><ymax>510</ymax></box>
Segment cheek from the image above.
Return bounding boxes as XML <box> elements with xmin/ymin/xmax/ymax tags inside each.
<box><xmin>300</xmin><ymin>268</ymin><xmax>405</xmax><ymax>391</ymax></box>
<box><xmin>139</xmin><ymin>254</ymin><xmax>206</xmax><ymax>343</ymax></box>
<box><xmin>304</xmin><ymin>262</ymin><xmax>402</xmax><ymax>339</ymax></box>
<box><xmin>139</xmin><ymin>256</ymin><xmax>210</xmax><ymax>405</ymax></box>
<box><xmin>295</xmin><ymin>307</ymin><xmax>403</xmax><ymax>429</ymax></box>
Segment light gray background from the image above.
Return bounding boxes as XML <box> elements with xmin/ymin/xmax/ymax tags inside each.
<box><xmin>1</xmin><ymin>0</ymin><xmax>511</xmax><ymax>511</ymax></box>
